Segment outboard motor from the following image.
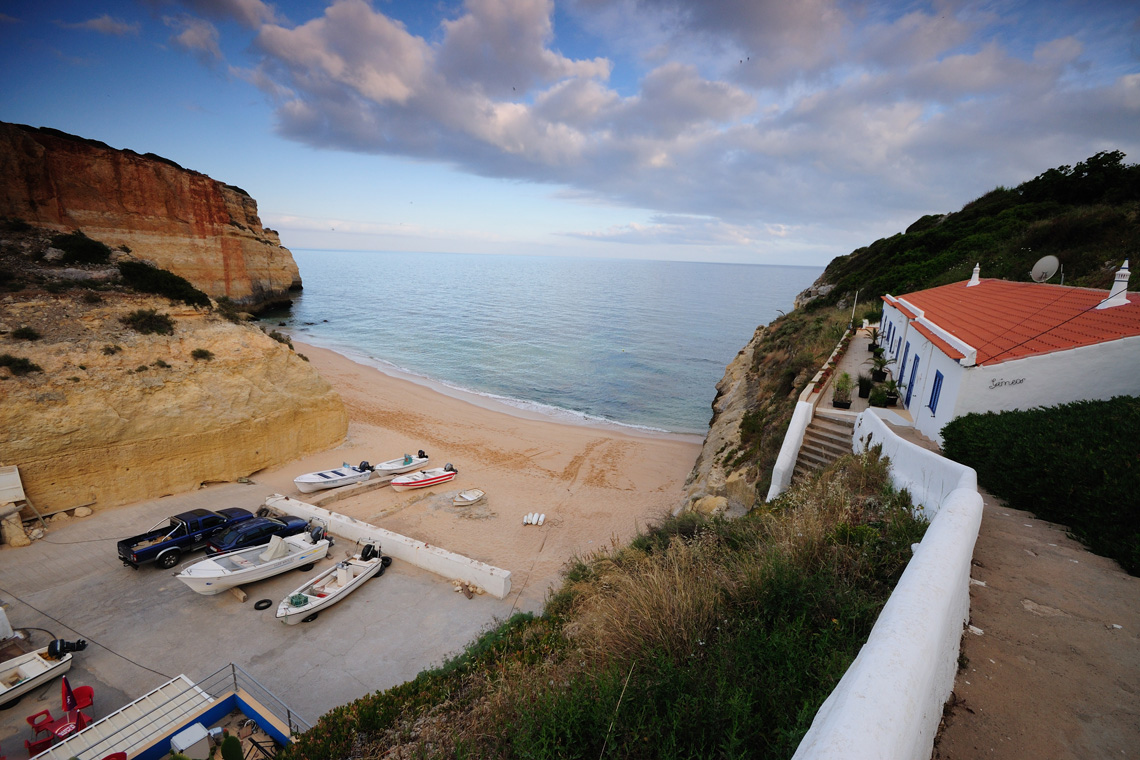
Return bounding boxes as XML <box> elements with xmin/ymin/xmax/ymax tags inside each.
<box><xmin>359</xmin><ymin>460</ymin><xmax>371</xmax><ymax>472</ymax></box>
<box><xmin>444</xmin><ymin>463</ymin><xmax>456</xmax><ymax>473</ymax></box>
<box><xmin>47</xmin><ymin>638</ymin><xmax>88</xmax><ymax>660</ymax></box>
<box><xmin>310</xmin><ymin>524</ymin><xmax>327</xmax><ymax>543</ymax></box>
<box><xmin>418</xmin><ymin>449</ymin><xmax>427</xmax><ymax>459</ymax></box>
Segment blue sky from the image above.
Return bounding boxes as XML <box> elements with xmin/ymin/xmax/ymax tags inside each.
<box><xmin>1</xmin><ymin>0</ymin><xmax>1138</xmax><ymax>265</ymax></box>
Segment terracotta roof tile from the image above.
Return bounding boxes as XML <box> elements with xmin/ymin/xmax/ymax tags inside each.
<box><xmin>895</xmin><ymin>279</ymin><xmax>1140</xmax><ymax>365</ymax></box>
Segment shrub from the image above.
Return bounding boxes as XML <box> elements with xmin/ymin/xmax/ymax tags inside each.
<box><xmin>117</xmin><ymin>261</ymin><xmax>210</xmax><ymax>307</ymax></box>
<box><xmin>82</xmin><ymin>291</ymin><xmax>103</xmax><ymax>304</ymax></box>
<box><xmin>12</xmin><ymin>326</ymin><xmax>41</xmax><ymax>341</ymax></box>
<box><xmin>1</xmin><ymin>217</ymin><xmax>32</xmax><ymax>232</ymax></box>
<box><xmin>214</xmin><ymin>296</ymin><xmax>245</xmax><ymax>323</ymax></box>
<box><xmin>220</xmin><ymin>734</ymin><xmax>243</xmax><ymax>760</ymax></box>
<box><xmin>942</xmin><ymin>396</ymin><xmax>1140</xmax><ymax>575</ymax></box>
<box><xmin>121</xmin><ymin>309</ymin><xmax>175</xmax><ymax>335</ymax></box>
<box><xmin>52</xmin><ymin>231</ymin><xmax>112</xmax><ymax>264</ymax></box>
<box><xmin>152</xmin><ymin>359</ymin><xmax>171</xmax><ymax>368</ymax></box>
<box><xmin>191</xmin><ymin>348</ymin><xmax>214</xmax><ymax>361</ymax></box>
<box><xmin>267</xmin><ymin>329</ymin><xmax>293</xmax><ymax>349</ymax></box>
<box><xmin>0</xmin><ymin>354</ymin><xmax>43</xmax><ymax>376</ymax></box>
<box><xmin>102</xmin><ymin>345</ymin><xmax>122</xmax><ymax>355</ymax></box>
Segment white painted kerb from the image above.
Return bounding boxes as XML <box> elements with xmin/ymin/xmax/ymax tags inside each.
<box><xmin>265</xmin><ymin>494</ymin><xmax>512</xmax><ymax>599</ymax></box>
<box><xmin>792</xmin><ymin>410</ymin><xmax>983</xmax><ymax>760</ymax></box>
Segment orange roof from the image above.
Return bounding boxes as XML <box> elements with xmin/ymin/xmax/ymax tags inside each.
<box><xmin>892</xmin><ymin>279</ymin><xmax>1140</xmax><ymax>365</ymax></box>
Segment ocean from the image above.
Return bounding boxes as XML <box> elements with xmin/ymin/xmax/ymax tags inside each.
<box><xmin>268</xmin><ymin>250</ymin><xmax>821</xmax><ymax>435</ymax></box>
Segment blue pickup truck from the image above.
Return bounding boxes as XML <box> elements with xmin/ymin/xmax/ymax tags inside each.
<box><xmin>117</xmin><ymin>508</ymin><xmax>254</xmax><ymax>569</ymax></box>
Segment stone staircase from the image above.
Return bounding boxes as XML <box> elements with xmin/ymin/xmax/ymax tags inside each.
<box><xmin>793</xmin><ymin>411</ymin><xmax>856</xmax><ymax>481</ymax></box>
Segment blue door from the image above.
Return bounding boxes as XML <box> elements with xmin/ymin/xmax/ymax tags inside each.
<box><xmin>906</xmin><ymin>356</ymin><xmax>919</xmax><ymax>407</ymax></box>
<box><xmin>900</xmin><ymin>342</ymin><xmax>910</xmax><ymax>387</ymax></box>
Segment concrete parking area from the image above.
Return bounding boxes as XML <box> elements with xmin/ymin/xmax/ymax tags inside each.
<box><xmin>0</xmin><ymin>482</ymin><xmax>528</xmax><ymax>749</ymax></box>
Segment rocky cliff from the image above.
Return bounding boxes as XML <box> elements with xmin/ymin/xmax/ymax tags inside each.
<box><xmin>0</xmin><ymin>122</ymin><xmax>300</xmax><ymax>311</ymax></box>
<box><xmin>0</xmin><ymin>292</ymin><xmax>347</xmax><ymax>515</ymax></box>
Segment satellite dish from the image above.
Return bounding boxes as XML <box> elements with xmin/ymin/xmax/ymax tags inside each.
<box><xmin>1030</xmin><ymin>255</ymin><xmax>1060</xmax><ymax>283</ymax></box>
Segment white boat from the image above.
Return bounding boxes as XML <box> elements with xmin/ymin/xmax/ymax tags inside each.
<box><xmin>390</xmin><ymin>464</ymin><xmax>458</xmax><ymax>492</ymax></box>
<box><xmin>371</xmin><ymin>450</ymin><xmax>430</xmax><ymax>476</ymax></box>
<box><xmin>174</xmin><ymin>528</ymin><xmax>333</xmax><ymax>596</ymax></box>
<box><xmin>452</xmin><ymin>488</ymin><xmax>485</xmax><ymax>506</ymax></box>
<box><xmin>0</xmin><ymin>646</ymin><xmax>73</xmax><ymax>709</ymax></box>
<box><xmin>293</xmin><ymin>461</ymin><xmax>374</xmax><ymax>493</ymax></box>
<box><xmin>276</xmin><ymin>542</ymin><xmax>390</xmax><ymax>625</ymax></box>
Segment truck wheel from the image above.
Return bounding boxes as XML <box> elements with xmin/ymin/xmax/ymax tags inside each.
<box><xmin>157</xmin><ymin>550</ymin><xmax>181</xmax><ymax>569</ymax></box>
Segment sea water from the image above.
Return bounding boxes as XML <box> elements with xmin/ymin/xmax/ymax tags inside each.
<box><xmin>270</xmin><ymin>250</ymin><xmax>821</xmax><ymax>435</ymax></box>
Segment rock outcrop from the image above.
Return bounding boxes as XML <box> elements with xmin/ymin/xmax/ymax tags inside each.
<box><xmin>0</xmin><ymin>122</ymin><xmax>300</xmax><ymax>312</ymax></box>
<box><xmin>681</xmin><ymin>326</ymin><xmax>768</xmax><ymax>516</ymax></box>
<box><xmin>0</xmin><ymin>294</ymin><xmax>347</xmax><ymax>513</ymax></box>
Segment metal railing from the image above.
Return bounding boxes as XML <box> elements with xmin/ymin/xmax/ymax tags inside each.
<box><xmin>197</xmin><ymin>663</ymin><xmax>312</xmax><ymax>736</ymax></box>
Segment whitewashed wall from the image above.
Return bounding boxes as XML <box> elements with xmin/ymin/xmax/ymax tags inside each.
<box><xmin>955</xmin><ymin>336</ymin><xmax>1140</xmax><ymax>418</ymax></box>
<box><xmin>792</xmin><ymin>410</ymin><xmax>983</xmax><ymax>760</ymax></box>
<box><xmin>765</xmin><ymin>400</ymin><xmax>815</xmax><ymax>501</ymax></box>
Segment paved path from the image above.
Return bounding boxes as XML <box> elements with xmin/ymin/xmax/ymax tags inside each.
<box><xmin>0</xmin><ymin>483</ymin><xmax>528</xmax><ymax>748</ymax></box>
<box><xmin>933</xmin><ymin>491</ymin><xmax>1140</xmax><ymax>759</ymax></box>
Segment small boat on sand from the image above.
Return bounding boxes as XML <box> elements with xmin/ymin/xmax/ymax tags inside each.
<box><xmin>390</xmin><ymin>464</ymin><xmax>458</xmax><ymax>492</ymax></box>
<box><xmin>293</xmin><ymin>461</ymin><xmax>374</xmax><ymax>493</ymax></box>
<box><xmin>175</xmin><ymin>526</ymin><xmax>333</xmax><ymax>596</ymax></box>
<box><xmin>276</xmin><ymin>541</ymin><xmax>390</xmax><ymax>625</ymax></box>
<box><xmin>371</xmin><ymin>450</ymin><xmax>430</xmax><ymax>476</ymax></box>
<box><xmin>452</xmin><ymin>488</ymin><xmax>485</xmax><ymax>507</ymax></box>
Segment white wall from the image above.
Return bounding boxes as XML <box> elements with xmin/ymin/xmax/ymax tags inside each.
<box><xmin>792</xmin><ymin>411</ymin><xmax>983</xmax><ymax>760</ymax></box>
<box><xmin>911</xmin><ymin>342</ymin><xmax>965</xmax><ymax>445</ymax></box>
<box><xmin>955</xmin><ymin>336</ymin><xmax>1140</xmax><ymax>418</ymax></box>
<box><xmin>265</xmin><ymin>494</ymin><xmax>513</xmax><ymax>599</ymax></box>
<box><xmin>766</xmin><ymin>400</ymin><xmax>815</xmax><ymax>502</ymax></box>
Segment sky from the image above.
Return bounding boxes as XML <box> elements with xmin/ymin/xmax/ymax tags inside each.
<box><xmin>1</xmin><ymin>0</ymin><xmax>1138</xmax><ymax>266</ymax></box>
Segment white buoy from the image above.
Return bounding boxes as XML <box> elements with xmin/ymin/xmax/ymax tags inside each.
<box><xmin>522</xmin><ymin>514</ymin><xmax>530</xmax><ymax>525</ymax></box>
<box><xmin>538</xmin><ymin>513</ymin><xmax>545</xmax><ymax>526</ymax></box>
<box><xmin>529</xmin><ymin>512</ymin><xmax>538</xmax><ymax>524</ymax></box>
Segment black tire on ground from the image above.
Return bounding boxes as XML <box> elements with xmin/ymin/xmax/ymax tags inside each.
<box><xmin>302</xmin><ymin>613</ymin><xmax>319</xmax><ymax>623</ymax></box>
<box><xmin>298</xmin><ymin>563</ymin><xmax>314</xmax><ymax>572</ymax></box>
<box><xmin>254</xmin><ymin>599</ymin><xmax>273</xmax><ymax>610</ymax></box>
<box><xmin>156</xmin><ymin>550</ymin><xmax>181</xmax><ymax>569</ymax></box>
<box><xmin>0</xmin><ymin>694</ymin><xmax>22</xmax><ymax>710</ymax></box>
<box><xmin>381</xmin><ymin>555</ymin><xmax>392</xmax><ymax>567</ymax></box>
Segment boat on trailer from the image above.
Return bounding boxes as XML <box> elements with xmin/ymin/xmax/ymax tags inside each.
<box><xmin>390</xmin><ymin>464</ymin><xmax>458</xmax><ymax>492</ymax></box>
<box><xmin>276</xmin><ymin>541</ymin><xmax>390</xmax><ymax>625</ymax></box>
<box><xmin>293</xmin><ymin>461</ymin><xmax>374</xmax><ymax>493</ymax></box>
<box><xmin>371</xmin><ymin>450</ymin><xmax>430</xmax><ymax>476</ymax></box>
<box><xmin>174</xmin><ymin>525</ymin><xmax>333</xmax><ymax>596</ymax></box>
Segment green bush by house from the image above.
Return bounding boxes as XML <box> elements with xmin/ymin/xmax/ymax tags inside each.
<box><xmin>942</xmin><ymin>396</ymin><xmax>1140</xmax><ymax>575</ymax></box>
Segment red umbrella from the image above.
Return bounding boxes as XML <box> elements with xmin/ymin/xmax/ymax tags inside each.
<box><xmin>62</xmin><ymin>674</ymin><xmax>77</xmax><ymax>712</ymax></box>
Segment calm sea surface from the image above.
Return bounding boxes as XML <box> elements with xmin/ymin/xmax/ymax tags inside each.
<box><xmin>269</xmin><ymin>250</ymin><xmax>821</xmax><ymax>435</ymax></box>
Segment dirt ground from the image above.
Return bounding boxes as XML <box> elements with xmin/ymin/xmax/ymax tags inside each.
<box><xmin>933</xmin><ymin>490</ymin><xmax>1139</xmax><ymax>759</ymax></box>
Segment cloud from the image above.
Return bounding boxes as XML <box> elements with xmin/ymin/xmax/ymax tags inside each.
<box><xmin>172</xmin><ymin>0</ymin><xmax>278</xmax><ymax>28</ymax></box>
<box><xmin>57</xmin><ymin>14</ymin><xmax>141</xmax><ymax>35</ymax></box>
<box><xmin>221</xmin><ymin>0</ymin><xmax>1140</xmax><ymax>259</ymax></box>
<box><xmin>165</xmin><ymin>14</ymin><xmax>222</xmax><ymax>62</ymax></box>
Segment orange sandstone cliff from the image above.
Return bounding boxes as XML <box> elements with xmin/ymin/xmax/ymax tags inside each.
<box><xmin>0</xmin><ymin>121</ymin><xmax>300</xmax><ymax>311</ymax></box>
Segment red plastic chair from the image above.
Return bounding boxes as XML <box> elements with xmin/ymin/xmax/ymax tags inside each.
<box><xmin>24</xmin><ymin>736</ymin><xmax>52</xmax><ymax>758</ymax></box>
<box><xmin>25</xmin><ymin>710</ymin><xmax>54</xmax><ymax>738</ymax></box>
<box><xmin>72</xmin><ymin>685</ymin><xmax>94</xmax><ymax>712</ymax></box>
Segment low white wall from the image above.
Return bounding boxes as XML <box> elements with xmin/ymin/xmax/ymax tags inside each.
<box><xmin>265</xmin><ymin>494</ymin><xmax>512</xmax><ymax>599</ymax></box>
<box><xmin>792</xmin><ymin>410</ymin><xmax>983</xmax><ymax>760</ymax></box>
<box><xmin>765</xmin><ymin>400</ymin><xmax>815</xmax><ymax>501</ymax></box>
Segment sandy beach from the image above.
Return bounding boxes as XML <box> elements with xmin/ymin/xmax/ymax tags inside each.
<box><xmin>254</xmin><ymin>342</ymin><xmax>704</xmax><ymax>611</ymax></box>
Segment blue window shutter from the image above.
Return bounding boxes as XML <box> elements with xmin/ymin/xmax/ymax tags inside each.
<box><xmin>929</xmin><ymin>370</ymin><xmax>944</xmax><ymax>414</ymax></box>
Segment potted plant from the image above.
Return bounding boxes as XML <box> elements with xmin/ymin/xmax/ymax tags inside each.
<box><xmin>883</xmin><ymin>378</ymin><xmax>900</xmax><ymax>407</ymax></box>
<box><xmin>868</xmin><ymin>387</ymin><xmax>888</xmax><ymax>407</ymax></box>
<box><xmin>865</xmin><ymin>354</ymin><xmax>894</xmax><ymax>382</ymax></box>
<box><xmin>857</xmin><ymin>373</ymin><xmax>873</xmax><ymax>399</ymax></box>
<box><xmin>867</xmin><ymin>327</ymin><xmax>880</xmax><ymax>350</ymax></box>
<box><xmin>832</xmin><ymin>372</ymin><xmax>853</xmax><ymax>409</ymax></box>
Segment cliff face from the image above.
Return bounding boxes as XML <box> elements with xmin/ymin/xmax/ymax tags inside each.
<box><xmin>682</xmin><ymin>326</ymin><xmax>768</xmax><ymax>516</ymax></box>
<box><xmin>0</xmin><ymin>122</ymin><xmax>300</xmax><ymax>311</ymax></box>
<box><xmin>0</xmin><ymin>294</ymin><xmax>347</xmax><ymax>512</ymax></box>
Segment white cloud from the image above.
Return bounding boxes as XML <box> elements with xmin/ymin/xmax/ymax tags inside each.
<box><xmin>60</xmin><ymin>15</ymin><xmax>141</xmax><ymax>36</ymax></box>
<box><xmin>165</xmin><ymin>15</ymin><xmax>222</xmax><ymax>61</ymax></box>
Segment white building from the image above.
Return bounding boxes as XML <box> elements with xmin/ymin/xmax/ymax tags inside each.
<box><xmin>879</xmin><ymin>261</ymin><xmax>1140</xmax><ymax>444</ymax></box>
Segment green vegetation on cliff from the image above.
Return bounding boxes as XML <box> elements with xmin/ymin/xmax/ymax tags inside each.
<box><xmin>817</xmin><ymin>150</ymin><xmax>1139</xmax><ymax>303</ymax></box>
<box><xmin>282</xmin><ymin>449</ymin><xmax>925</xmax><ymax>760</ymax></box>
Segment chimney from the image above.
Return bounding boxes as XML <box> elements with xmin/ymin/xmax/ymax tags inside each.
<box><xmin>966</xmin><ymin>263</ymin><xmax>981</xmax><ymax>287</ymax></box>
<box><xmin>1096</xmin><ymin>259</ymin><xmax>1131</xmax><ymax>309</ymax></box>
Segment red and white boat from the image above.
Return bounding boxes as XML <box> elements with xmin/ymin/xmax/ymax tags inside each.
<box><xmin>390</xmin><ymin>464</ymin><xmax>457</xmax><ymax>492</ymax></box>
